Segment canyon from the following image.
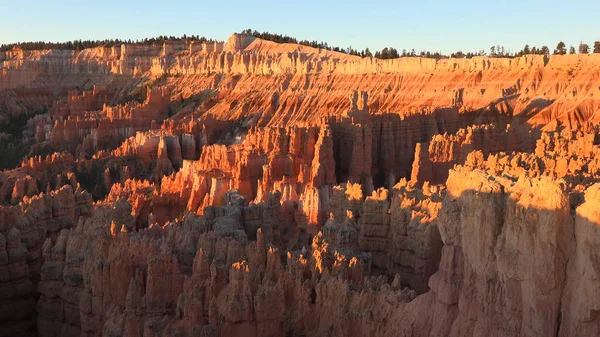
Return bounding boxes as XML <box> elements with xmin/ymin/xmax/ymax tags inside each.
<box><xmin>1</xmin><ymin>32</ymin><xmax>600</xmax><ymax>337</ymax></box>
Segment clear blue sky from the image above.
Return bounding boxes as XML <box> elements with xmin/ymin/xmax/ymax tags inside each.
<box><xmin>2</xmin><ymin>0</ymin><xmax>599</xmax><ymax>54</ymax></box>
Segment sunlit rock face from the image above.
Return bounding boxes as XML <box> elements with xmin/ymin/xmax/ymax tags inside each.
<box><xmin>2</xmin><ymin>32</ymin><xmax>600</xmax><ymax>337</ymax></box>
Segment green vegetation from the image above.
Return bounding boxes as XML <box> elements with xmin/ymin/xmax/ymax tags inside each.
<box><xmin>3</xmin><ymin>28</ymin><xmax>600</xmax><ymax>60</ymax></box>
<box><xmin>0</xmin><ymin>35</ymin><xmax>220</xmax><ymax>52</ymax></box>
<box><xmin>242</xmin><ymin>29</ymin><xmax>600</xmax><ymax>60</ymax></box>
<box><xmin>242</xmin><ymin>28</ymin><xmax>459</xmax><ymax>60</ymax></box>
<box><xmin>579</xmin><ymin>42</ymin><xmax>590</xmax><ymax>54</ymax></box>
<box><xmin>555</xmin><ymin>41</ymin><xmax>567</xmax><ymax>55</ymax></box>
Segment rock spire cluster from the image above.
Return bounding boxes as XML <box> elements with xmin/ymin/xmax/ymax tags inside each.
<box><xmin>1</xmin><ymin>32</ymin><xmax>600</xmax><ymax>337</ymax></box>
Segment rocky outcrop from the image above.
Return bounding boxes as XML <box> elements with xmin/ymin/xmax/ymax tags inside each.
<box><xmin>8</xmin><ymin>141</ymin><xmax>600</xmax><ymax>337</ymax></box>
<box><xmin>410</xmin><ymin>124</ymin><xmax>534</xmax><ymax>186</ymax></box>
<box><xmin>224</xmin><ymin>33</ymin><xmax>257</xmax><ymax>52</ymax></box>
<box><xmin>463</xmin><ymin>128</ymin><xmax>600</xmax><ymax>189</ymax></box>
<box><xmin>45</xmin><ymin>86</ymin><xmax>171</xmax><ymax>156</ymax></box>
<box><xmin>35</xmin><ymin>190</ymin><xmax>421</xmax><ymax>337</ymax></box>
<box><xmin>0</xmin><ymin>185</ymin><xmax>92</xmax><ymax>337</ymax></box>
<box><xmin>358</xmin><ymin>188</ymin><xmax>390</xmax><ymax>264</ymax></box>
<box><xmin>4</xmin><ymin>32</ymin><xmax>600</xmax><ymax>337</ymax></box>
<box><xmin>386</xmin><ymin>180</ymin><xmax>443</xmax><ymax>292</ymax></box>
<box><xmin>426</xmin><ymin>168</ymin><xmax>573</xmax><ymax>336</ymax></box>
<box><xmin>4</xmin><ymin>36</ymin><xmax>600</xmax><ymax>142</ymax></box>
<box><xmin>559</xmin><ymin>183</ymin><xmax>600</xmax><ymax>337</ymax></box>
<box><xmin>0</xmin><ymin>227</ymin><xmax>36</xmax><ymax>337</ymax></box>
<box><xmin>10</xmin><ymin>175</ymin><xmax>39</xmax><ymax>204</ymax></box>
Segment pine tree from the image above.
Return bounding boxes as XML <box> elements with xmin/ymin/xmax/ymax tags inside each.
<box><xmin>452</xmin><ymin>51</ymin><xmax>465</xmax><ymax>58</ymax></box>
<box><xmin>531</xmin><ymin>46</ymin><xmax>538</xmax><ymax>55</ymax></box>
<box><xmin>569</xmin><ymin>46</ymin><xmax>576</xmax><ymax>54</ymax></box>
<box><xmin>541</xmin><ymin>46</ymin><xmax>550</xmax><ymax>55</ymax></box>
<box><xmin>378</xmin><ymin>47</ymin><xmax>386</xmax><ymax>59</ymax></box>
<box><xmin>579</xmin><ymin>42</ymin><xmax>590</xmax><ymax>54</ymax></box>
<box><xmin>555</xmin><ymin>41</ymin><xmax>566</xmax><ymax>55</ymax></box>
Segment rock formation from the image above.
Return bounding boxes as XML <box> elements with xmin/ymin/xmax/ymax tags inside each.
<box><xmin>2</xmin><ymin>32</ymin><xmax>600</xmax><ymax>337</ymax></box>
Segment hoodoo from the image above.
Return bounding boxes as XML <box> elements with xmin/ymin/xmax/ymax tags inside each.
<box><xmin>1</xmin><ymin>29</ymin><xmax>600</xmax><ymax>337</ymax></box>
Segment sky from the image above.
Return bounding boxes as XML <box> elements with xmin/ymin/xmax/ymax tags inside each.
<box><xmin>1</xmin><ymin>0</ymin><xmax>599</xmax><ymax>54</ymax></box>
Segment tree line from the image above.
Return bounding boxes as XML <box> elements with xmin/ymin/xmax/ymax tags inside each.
<box><xmin>549</xmin><ymin>41</ymin><xmax>600</xmax><ymax>55</ymax></box>
<box><xmin>241</xmin><ymin>29</ymin><xmax>449</xmax><ymax>59</ymax></box>
<box><xmin>0</xmin><ymin>35</ymin><xmax>220</xmax><ymax>52</ymax></box>
<box><xmin>476</xmin><ymin>41</ymin><xmax>600</xmax><ymax>58</ymax></box>
<box><xmin>242</xmin><ymin>29</ymin><xmax>600</xmax><ymax>60</ymax></box>
<box><xmin>3</xmin><ymin>29</ymin><xmax>600</xmax><ymax>60</ymax></box>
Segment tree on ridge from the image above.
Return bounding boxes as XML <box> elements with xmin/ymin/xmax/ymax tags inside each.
<box><xmin>555</xmin><ymin>41</ymin><xmax>566</xmax><ymax>55</ymax></box>
<box><xmin>541</xmin><ymin>46</ymin><xmax>550</xmax><ymax>55</ymax></box>
<box><xmin>579</xmin><ymin>42</ymin><xmax>590</xmax><ymax>54</ymax></box>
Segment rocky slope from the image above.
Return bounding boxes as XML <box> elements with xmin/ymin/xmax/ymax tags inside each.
<box><xmin>2</xmin><ymin>32</ymin><xmax>600</xmax><ymax>337</ymax></box>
